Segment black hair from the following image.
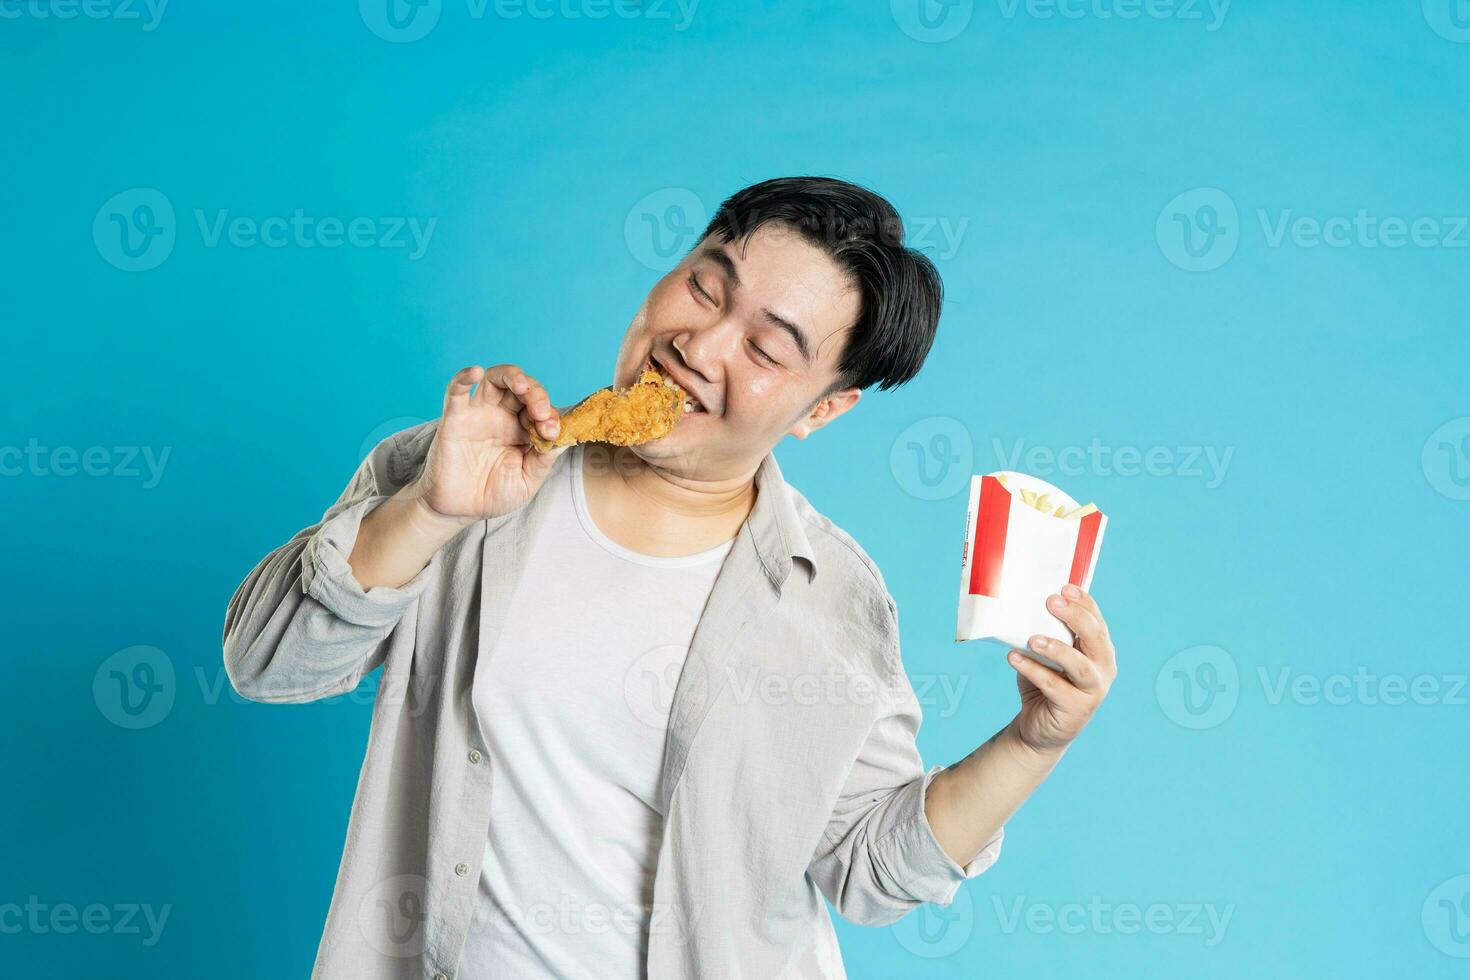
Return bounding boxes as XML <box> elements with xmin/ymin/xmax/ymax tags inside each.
<box><xmin>699</xmin><ymin>176</ymin><xmax>943</xmax><ymax>395</ymax></box>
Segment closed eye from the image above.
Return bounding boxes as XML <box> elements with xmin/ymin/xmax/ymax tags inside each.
<box><xmin>687</xmin><ymin>272</ymin><xmax>714</xmax><ymax>303</ymax></box>
<box><xmin>748</xmin><ymin>339</ymin><xmax>777</xmax><ymax>365</ymax></box>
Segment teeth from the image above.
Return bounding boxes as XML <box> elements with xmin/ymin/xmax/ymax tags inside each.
<box><xmin>648</xmin><ymin>357</ymin><xmax>679</xmax><ymax>388</ymax></box>
<box><xmin>649</xmin><ymin>354</ymin><xmax>701</xmax><ymax>412</ymax></box>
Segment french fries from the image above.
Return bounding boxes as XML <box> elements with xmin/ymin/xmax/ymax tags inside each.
<box><xmin>958</xmin><ymin>473</ymin><xmax>1108</xmax><ymax>649</ymax></box>
<box><xmin>996</xmin><ymin>474</ymin><xmax>1096</xmax><ymax>519</ymax></box>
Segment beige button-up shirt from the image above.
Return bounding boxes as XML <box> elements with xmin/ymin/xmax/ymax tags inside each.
<box><xmin>223</xmin><ymin>422</ymin><xmax>1003</xmax><ymax>979</ymax></box>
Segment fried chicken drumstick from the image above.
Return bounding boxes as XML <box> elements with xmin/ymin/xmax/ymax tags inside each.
<box><xmin>525</xmin><ymin>369</ymin><xmax>685</xmax><ymax>452</ymax></box>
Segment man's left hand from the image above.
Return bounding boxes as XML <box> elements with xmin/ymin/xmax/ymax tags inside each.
<box><xmin>1007</xmin><ymin>585</ymin><xmax>1117</xmax><ymax>757</ymax></box>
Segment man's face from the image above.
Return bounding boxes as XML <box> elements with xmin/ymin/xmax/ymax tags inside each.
<box><xmin>613</xmin><ymin>222</ymin><xmax>864</xmax><ymax>478</ymax></box>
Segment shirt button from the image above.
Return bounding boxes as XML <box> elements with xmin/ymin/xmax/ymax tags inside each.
<box><xmin>455</xmin><ymin>862</ymin><xmax>469</xmax><ymax>877</ymax></box>
<box><xmin>468</xmin><ymin>749</ymin><xmax>482</xmax><ymax>765</ymax></box>
<box><xmin>435</xmin><ymin>973</ymin><xmax>448</xmax><ymax>980</ymax></box>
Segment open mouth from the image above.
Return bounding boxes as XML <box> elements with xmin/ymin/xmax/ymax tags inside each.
<box><xmin>645</xmin><ymin>353</ymin><xmax>708</xmax><ymax>415</ymax></box>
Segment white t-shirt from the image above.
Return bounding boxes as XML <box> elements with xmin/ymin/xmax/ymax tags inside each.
<box><xmin>459</xmin><ymin>445</ymin><xmax>733</xmax><ymax>979</ymax></box>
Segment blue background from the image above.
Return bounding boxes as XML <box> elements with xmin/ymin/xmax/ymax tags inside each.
<box><xmin>4</xmin><ymin>1</ymin><xmax>1468</xmax><ymax>977</ymax></box>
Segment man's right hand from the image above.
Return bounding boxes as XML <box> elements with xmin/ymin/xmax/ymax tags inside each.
<box><xmin>347</xmin><ymin>364</ymin><xmax>567</xmax><ymax>591</ymax></box>
<box><xmin>413</xmin><ymin>364</ymin><xmax>567</xmax><ymax>522</ymax></box>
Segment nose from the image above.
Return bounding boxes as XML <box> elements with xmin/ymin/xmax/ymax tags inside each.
<box><xmin>671</xmin><ymin>319</ymin><xmax>739</xmax><ymax>387</ymax></box>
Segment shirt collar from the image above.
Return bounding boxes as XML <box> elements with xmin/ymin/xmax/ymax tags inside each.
<box><xmin>747</xmin><ymin>449</ymin><xmax>817</xmax><ymax>591</ymax></box>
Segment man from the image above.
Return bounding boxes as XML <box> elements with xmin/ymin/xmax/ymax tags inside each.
<box><xmin>223</xmin><ymin>176</ymin><xmax>1118</xmax><ymax>979</ymax></box>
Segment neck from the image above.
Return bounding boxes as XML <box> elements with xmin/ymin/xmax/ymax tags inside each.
<box><xmin>609</xmin><ymin>446</ymin><xmax>757</xmax><ymax>517</ymax></box>
<box><xmin>580</xmin><ymin>445</ymin><xmax>759</xmax><ymax>556</ymax></box>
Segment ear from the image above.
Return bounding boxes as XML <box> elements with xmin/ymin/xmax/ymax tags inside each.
<box><xmin>789</xmin><ymin>387</ymin><xmax>862</xmax><ymax>440</ymax></box>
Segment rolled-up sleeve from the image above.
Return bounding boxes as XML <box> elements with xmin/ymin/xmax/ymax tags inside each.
<box><xmin>871</xmin><ymin>764</ymin><xmax>1004</xmax><ymax>908</ymax></box>
<box><xmin>302</xmin><ymin>495</ymin><xmax>440</xmax><ymax>628</ymax></box>
<box><xmin>223</xmin><ymin>425</ymin><xmax>442</xmax><ymax>703</ymax></box>
<box><xmin>807</xmin><ymin>597</ymin><xmax>1005</xmax><ymax>926</ymax></box>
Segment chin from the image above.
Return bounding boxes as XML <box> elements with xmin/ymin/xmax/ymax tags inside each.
<box><xmin>628</xmin><ymin>425</ymin><xmax>721</xmax><ymax>475</ymax></box>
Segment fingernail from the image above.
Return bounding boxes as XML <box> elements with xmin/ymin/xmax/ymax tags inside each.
<box><xmin>1050</xmin><ymin>594</ymin><xmax>1068</xmax><ymax>608</ymax></box>
<box><xmin>1030</xmin><ymin>636</ymin><xmax>1048</xmax><ymax>651</ymax></box>
<box><xmin>1063</xmin><ymin>585</ymin><xmax>1082</xmax><ymax>599</ymax></box>
<box><xmin>1009</xmin><ymin>651</ymin><xmax>1022</xmax><ymax>664</ymax></box>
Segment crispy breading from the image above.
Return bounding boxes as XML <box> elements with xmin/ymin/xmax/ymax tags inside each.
<box><xmin>526</xmin><ymin>369</ymin><xmax>685</xmax><ymax>452</ymax></box>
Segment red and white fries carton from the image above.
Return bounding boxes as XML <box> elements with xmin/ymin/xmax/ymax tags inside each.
<box><xmin>956</xmin><ymin>472</ymin><xmax>1108</xmax><ymax>665</ymax></box>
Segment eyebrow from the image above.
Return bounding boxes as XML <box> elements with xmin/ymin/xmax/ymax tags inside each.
<box><xmin>698</xmin><ymin>245</ymin><xmax>815</xmax><ymax>365</ymax></box>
